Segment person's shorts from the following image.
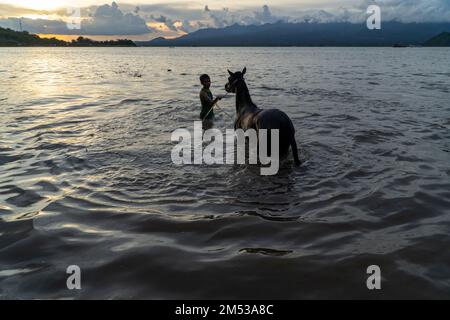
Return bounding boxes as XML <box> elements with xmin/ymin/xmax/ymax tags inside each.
<box><xmin>202</xmin><ymin>119</ymin><xmax>214</xmax><ymax>130</ymax></box>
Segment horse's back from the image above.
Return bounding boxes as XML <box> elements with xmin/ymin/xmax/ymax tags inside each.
<box><xmin>257</xmin><ymin>109</ymin><xmax>295</xmax><ymax>133</ymax></box>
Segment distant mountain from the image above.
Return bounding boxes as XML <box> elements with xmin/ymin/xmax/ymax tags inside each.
<box><xmin>137</xmin><ymin>22</ymin><xmax>450</xmax><ymax>47</ymax></box>
<box><xmin>424</xmin><ymin>32</ymin><xmax>450</xmax><ymax>46</ymax></box>
<box><xmin>0</xmin><ymin>27</ymin><xmax>136</xmax><ymax>47</ymax></box>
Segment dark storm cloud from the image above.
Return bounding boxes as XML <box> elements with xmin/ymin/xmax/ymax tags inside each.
<box><xmin>200</xmin><ymin>4</ymin><xmax>288</xmax><ymax>29</ymax></box>
<box><xmin>0</xmin><ymin>2</ymin><xmax>153</xmax><ymax>35</ymax></box>
<box><xmin>120</xmin><ymin>2</ymin><xmax>204</xmax><ymax>21</ymax></box>
<box><xmin>150</xmin><ymin>14</ymin><xmax>179</xmax><ymax>31</ymax></box>
<box><xmin>364</xmin><ymin>0</ymin><xmax>450</xmax><ymax>23</ymax></box>
<box><xmin>1</xmin><ymin>1</ymin><xmax>449</xmax><ymax>37</ymax></box>
<box><xmin>113</xmin><ymin>1</ymin><xmax>450</xmax><ymax>35</ymax></box>
<box><xmin>285</xmin><ymin>0</ymin><xmax>450</xmax><ymax>23</ymax></box>
<box><xmin>81</xmin><ymin>2</ymin><xmax>152</xmax><ymax>35</ymax></box>
<box><xmin>0</xmin><ymin>17</ymin><xmax>68</xmax><ymax>34</ymax></box>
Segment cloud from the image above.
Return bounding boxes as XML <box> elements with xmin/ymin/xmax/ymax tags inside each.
<box><xmin>254</xmin><ymin>5</ymin><xmax>274</xmax><ymax>24</ymax></box>
<box><xmin>0</xmin><ymin>2</ymin><xmax>152</xmax><ymax>35</ymax></box>
<box><xmin>121</xmin><ymin>3</ymin><xmax>203</xmax><ymax>22</ymax></box>
<box><xmin>202</xmin><ymin>6</ymin><xmax>230</xmax><ymax>28</ymax></box>
<box><xmin>366</xmin><ymin>0</ymin><xmax>450</xmax><ymax>23</ymax></box>
<box><xmin>150</xmin><ymin>14</ymin><xmax>179</xmax><ymax>31</ymax></box>
<box><xmin>288</xmin><ymin>0</ymin><xmax>450</xmax><ymax>23</ymax></box>
<box><xmin>167</xmin><ymin>0</ymin><xmax>448</xmax><ymax>27</ymax></box>
<box><xmin>148</xmin><ymin>14</ymin><xmax>199</xmax><ymax>34</ymax></box>
<box><xmin>198</xmin><ymin>4</ymin><xmax>289</xmax><ymax>29</ymax></box>
<box><xmin>81</xmin><ymin>2</ymin><xmax>152</xmax><ymax>35</ymax></box>
<box><xmin>1</xmin><ymin>1</ymin><xmax>450</xmax><ymax>39</ymax></box>
<box><xmin>0</xmin><ymin>4</ymin><xmax>45</xmax><ymax>17</ymax></box>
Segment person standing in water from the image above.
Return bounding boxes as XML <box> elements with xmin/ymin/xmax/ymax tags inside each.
<box><xmin>199</xmin><ymin>74</ymin><xmax>222</xmax><ymax>130</ymax></box>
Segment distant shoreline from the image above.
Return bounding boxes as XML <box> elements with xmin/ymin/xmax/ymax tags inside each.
<box><xmin>2</xmin><ymin>45</ymin><xmax>449</xmax><ymax>48</ymax></box>
<box><xmin>0</xmin><ymin>45</ymin><xmax>137</xmax><ymax>47</ymax></box>
<box><xmin>0</xmin><ymin>27</ymin><xmax>136</xmax><ymax>47</ymax></box>
<box><xmin>2</xmin><ymin>25</ymin><xmax>449</xmax><ymax>48</ymax></box>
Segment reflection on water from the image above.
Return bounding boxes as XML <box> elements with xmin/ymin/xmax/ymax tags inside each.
<box><xmin>0</xmin><ymin>47</ymin><xmax>450</xmax><ymax>299</ymax></box>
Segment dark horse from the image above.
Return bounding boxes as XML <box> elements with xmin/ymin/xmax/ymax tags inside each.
<box><xmin>225</xmin><ymin>67</ymin><xmax>301</xmax><ymax>166</ymax></box>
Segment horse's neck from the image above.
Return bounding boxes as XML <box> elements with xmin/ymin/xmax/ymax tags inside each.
<box><xmin>236</xmin><ymin>81</ymin><xmax>257</xmax><ymax>115</ymax></box>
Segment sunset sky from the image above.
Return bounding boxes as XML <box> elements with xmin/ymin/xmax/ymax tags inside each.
<box><xmin>0</xmin><ymin>1</ymin><xmax>354</xmax><ymax>10</ymax></box>
<box><xmin>0</xmin><ymin>0</ymin><xmax>449</xmax><ymax>40</ymax></box>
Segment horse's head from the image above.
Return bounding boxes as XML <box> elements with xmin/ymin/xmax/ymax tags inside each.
<box><xmin>225</xmin><ymin>67</ymin><xmax>247</xmax><ymax>93</ymax></box>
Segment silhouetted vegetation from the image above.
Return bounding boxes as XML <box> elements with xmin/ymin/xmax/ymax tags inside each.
<box><xmin>70</xmin><ymin>36</ymin><xmax>136</xmax><ymax>47</ymax></box>
<box><xmin>424</xmin><ymin>32</ymin><xmax>450</xmax><ymax>46</ymax></box>
<box><xmin>0</xmin><ymin>27</ymin><xmax>65</xmax><ymax>46</ymax></box>
<box><xmin>0</xmin><ymin>27</ymin><xmax>136</xmax><ymax>47</ymax></box>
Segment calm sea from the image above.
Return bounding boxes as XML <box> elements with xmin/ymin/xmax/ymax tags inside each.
<box><xmin>0</xmin><ymin>47</ymin><xmax>449</xmax><ymax>299</ymax></box>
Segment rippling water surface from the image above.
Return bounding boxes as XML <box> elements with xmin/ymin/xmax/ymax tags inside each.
<box><xmin>0</xmin><ymin>47</ymin><xmax>449</xmax><ymax>299</ymax></box>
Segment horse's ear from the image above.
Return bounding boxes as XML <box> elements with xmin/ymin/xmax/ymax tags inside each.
<box><xmin>242</xmin><ymin>67</ymin><xmax>247</xmax><ymax>75</ymax></box>
<box><xmin>228</xmin><ymin>69</ymin><xmax>234</xmax><ymax>77</ymax></box>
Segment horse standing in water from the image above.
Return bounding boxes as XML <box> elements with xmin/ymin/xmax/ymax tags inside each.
<box><xmin>225</xmin><ymin>67</ymin><xmax>301</xmax><ymax>166</ymax></box>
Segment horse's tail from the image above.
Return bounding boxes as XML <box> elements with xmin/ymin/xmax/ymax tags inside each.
<box><xmin>290</xmin><ymin>137</ymin><xmax>301</xmax><ymax>166</ymax></box>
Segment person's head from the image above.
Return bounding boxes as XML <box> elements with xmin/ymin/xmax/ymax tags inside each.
<box><xmin>200</xmin><ymin>74</ymin><xmax>211</xmax><ymax>88</ymax></box>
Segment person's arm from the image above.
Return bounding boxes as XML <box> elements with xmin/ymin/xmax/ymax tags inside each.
<box><xmin>210</xmin><ymin>95</ymin><xmax>223</xmax><ymax>107</ymax></box>
<box><xmin>200</xmin><ymin>91</ymin><xmax>220</xmax><ymax>108</ymax></box>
